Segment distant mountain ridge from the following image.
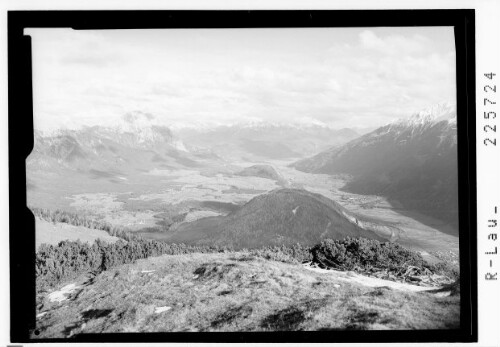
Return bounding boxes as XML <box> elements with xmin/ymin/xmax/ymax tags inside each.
<box><xmin>175</xmin><ymin>123</ymin><xmax>359</xmax><ymax>160</ymax></box>
<box><xmin>35</xmin><ymin>123</ymin><xmax>177</xmax><ymax>150</ymax></box>
<box><xmin>28</xmin><ymin>122</ymin><xmax>218</xmax><ymax>177</ymax></box>
<box><xmin>31</xmin><ymin>117</ymin><xmax>360</xmax><ymax>168</ymax></box>
<box><xmin>291</xmin><ymin>102</ymin><xmax>458</xmax><ymax>227</ymax></box>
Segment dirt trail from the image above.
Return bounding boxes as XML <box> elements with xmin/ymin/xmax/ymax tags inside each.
<box><xmin>302</xmin><ymin>264</ymin><xmax>448</xmax><ymax>294</ymax></box>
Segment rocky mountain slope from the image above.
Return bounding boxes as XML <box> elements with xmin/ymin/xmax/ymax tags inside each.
<box><xmin>28</xmin><ymin>121</ymin><xmax>220</xmax><ymax>179</ymax></box>
<box><xmin>292</xmin><ymin>103</ymin><xmax>458</xmax><ymax>227</ymax></box>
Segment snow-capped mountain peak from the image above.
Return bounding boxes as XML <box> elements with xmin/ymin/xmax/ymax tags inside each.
<box><xmin>391</xmin><ymin>102</ymin><xmax>456</xmax><ymax>128</ymax></box>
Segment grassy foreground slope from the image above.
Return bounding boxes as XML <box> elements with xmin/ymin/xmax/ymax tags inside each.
<box><xmin>35</xmin><ymin>252</ymin><xmax>459</xmax><ymax>337</ymax></box>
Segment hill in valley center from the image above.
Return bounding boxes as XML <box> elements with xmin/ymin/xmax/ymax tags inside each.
<box><xmin>236</xmin><ymin>165</ymin><xmax>287</xmax><ymax>186</ymax></box>
<box><xmin>291</xmin><ymin>102</ymin><xmax>459</xmax><ymax>228</ymax></box>
<box><xmin>168</xmin><ymin>189</ymin><xmax>389</xmax><ymax>249</ymax></box>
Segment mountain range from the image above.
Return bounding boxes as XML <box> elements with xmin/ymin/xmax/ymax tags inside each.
<box><xmin>28</xmin><ymin>124</ymin><xmax>221</xmax><ymax>178</ymax></box>
<box><xmin>175</xmin><ymin>123</ymin><xmax>359</xmax><ymax>160</ymax></box>
<box><xmin>29</xmin><ymin>118</ymin><xmax>361</xmax><ymax>172</ymax></box>
<box><xmin>292</xmin><ymin>102</ymin><xmax>458</xmax><ymax>227</ymax></box>
<box><xmin>28</xmin><ymin>102</ymin><xmax>459</xmax><ymax>230</ymax></box>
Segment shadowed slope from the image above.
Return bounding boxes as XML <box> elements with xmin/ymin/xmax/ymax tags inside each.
<box><xmin>292</xmin><ymin>103</ymin><xmax>458</xmax><ymax>227</ymax></box>
<box><xmin>169</xmin><ymin>189</ymin><xmax>386</xmax><ymax>248</ymax></box>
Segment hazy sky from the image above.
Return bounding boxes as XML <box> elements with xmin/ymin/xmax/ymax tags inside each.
<box><xmin>26</xmin><ymin>27</ymin><xmax>456</xmax><ymax>132</ymax></box>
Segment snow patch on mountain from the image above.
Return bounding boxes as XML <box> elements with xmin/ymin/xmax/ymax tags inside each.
<box><xmin>391</xmin><ymin>101</ymin><xmax>456</xmax><ymax>128</ymax></box>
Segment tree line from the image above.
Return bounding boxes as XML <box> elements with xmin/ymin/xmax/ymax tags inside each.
<box><xmin>31</xmin><ymin>207</ymin><xmax>457</xmax><ymax>291</ymax></box>
<box><xmin>36</xmin><ymin>239</ymin><xmax>231</xmax><ymax>291</ymax></box>
<box><xmin>30</xmin><ymin>206</ymin><xmax>139</xmax><ymax>241</ymax></box>
<box><xmin>36</xmin><ymin>234</ymin><xmax>458</xmax><ymax>293</ymax></box>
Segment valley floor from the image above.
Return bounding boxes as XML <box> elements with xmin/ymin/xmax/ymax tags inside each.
<box><xmin>29</xmin><ymin>159</ymin><xmax>460</xmax><ymax>257</ymax></box>
<box><xmin>35</xmin><ymin>252</ymin><xmax>459</xmax><ymax>337</ymax></box>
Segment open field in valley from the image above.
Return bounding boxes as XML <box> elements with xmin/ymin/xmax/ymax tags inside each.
<box><xmin>35</xmin><ymin>218</ymin><xmax>121</xmax><ymax>249</ymax></box>
<box><xmin>28</xmin><ymin>157</ymin><xmax>459</xmax><ymax>258</ymax></box>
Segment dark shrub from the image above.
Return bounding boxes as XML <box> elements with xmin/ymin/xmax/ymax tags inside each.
<box><xmin>250</xmin><ymin>243</ymin><xmax>312</xmax><ymax>263</ymax></box>
<box><xmin>36</xmin><ymin>239</ymin><xmax>231</xmax><ymax>291</ymax></box>
<box><xmin>427</xmin><ymin>261</ymin><xmax>460</xmax><ymax>279</ymax></box>
<box><xmin>36</xmin><ymin>235</ymin><xmax>443</xmax><ymax>292</ymax></box>
<box><xmin>311</xmin><ymin>237</ymin><xmax>427</xmax><ymax>272</ymax></box>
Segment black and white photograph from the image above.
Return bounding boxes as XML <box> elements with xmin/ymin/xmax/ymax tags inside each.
<box><xmin>23</xmin><ymin>24</ymin><xmax>465</xmax><ymax>337</ymax></box>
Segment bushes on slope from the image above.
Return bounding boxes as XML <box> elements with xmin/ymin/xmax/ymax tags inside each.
<box><xmin>250</xmin><ymin>243</ymin><xmax>312</xmax><ymax>263</ymax></box>
<box><xmin>309</xmin><ymin>238</ymin><xmax>459</xmax><ymax>285</ymax></box>
<box><xmin>36</xmin><ymin>236</ymin><xmax>457</xmax><ymax>292</ymax></box>
<box><xmin>310</xmin><ymin>237</ymin><xmax>427</xmax><ymax>272</ymax></box>
<box><xmin>36</xmin><ymin>239</ymin><xmax>229</xmax><ymax>291</ymax></box>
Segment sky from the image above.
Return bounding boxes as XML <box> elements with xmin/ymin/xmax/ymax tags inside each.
<box><xmin>26</xmin><ymin>27</ymin><xmax>456</xmax><ymax>132</ymax></box>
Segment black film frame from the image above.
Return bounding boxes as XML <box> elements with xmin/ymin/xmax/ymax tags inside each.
<box><xmin>8</xmin><ymin>9</ymin><xmax>477</xmax><ymax>343</ymax></box>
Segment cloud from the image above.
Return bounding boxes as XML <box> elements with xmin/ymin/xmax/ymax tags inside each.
<box><xmin>123</xmin><ymin>111</ymin><xmax>155</xmax><ymax>123</ymax></box>
<box><xmin>60</xmin><ymin>51</ymin><xmax>123</xmax><ymax>68</ymax></box>
<box><xmin>150</xmin><ymin>84</ymin><xmax>184</xmax><ymax>98</ymax></box>
<box><xmin>359</xmin><ymin>30</ymin><xmax>429</xmax><ymax>55</ymax></box>
<box><xmin>359</xmin><ymin>30</ymin><xmax>386</xmax><ymax>50</ymax></box>
<box><xmin>29</xmin><ymin>27</ymin><xmax>456</xmax><ymax>131</ymax></box>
